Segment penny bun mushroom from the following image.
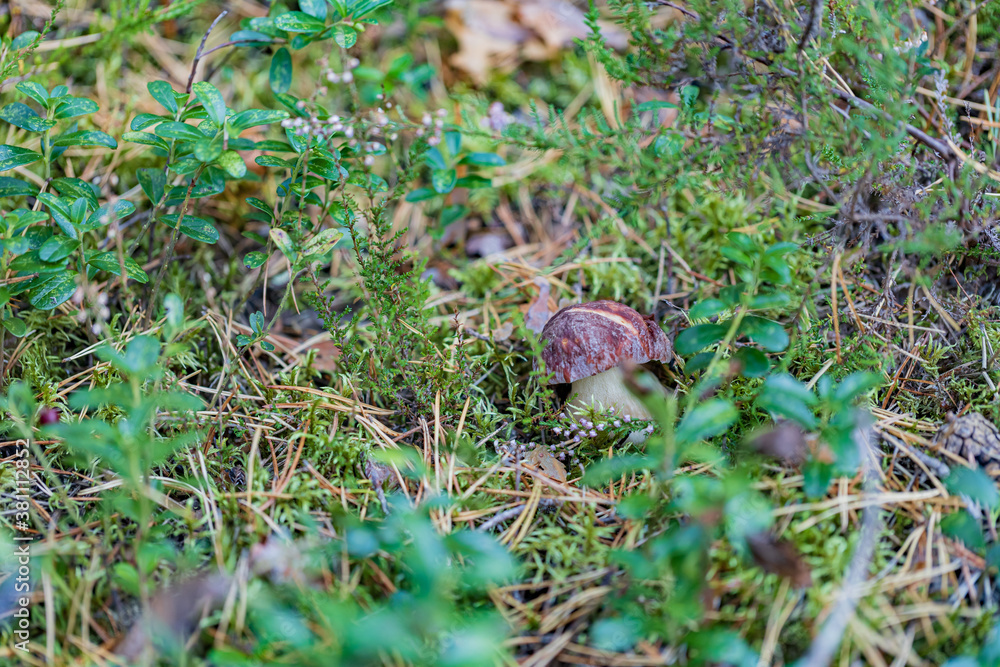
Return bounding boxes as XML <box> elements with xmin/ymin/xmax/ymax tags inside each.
<box><xmin>538</xmin><ymin>300</ymin><xmax>671</xmax><ymax>419</ymax></box>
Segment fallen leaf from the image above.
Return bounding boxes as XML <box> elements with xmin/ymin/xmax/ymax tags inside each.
<box><xmin>250</xmin><ymin>534</ymin><xmax>308</xmax><ymax>585</ymax></box>
<box><xmin>445</xmin><ymin>0</ymin><xmax>527</xmax><ymax>84</ymax></box>
<box><xmin>116</xmin><ymin>574</ymin><xmax>231</xmax><ymax>661</ymax></box>
<box><xmin>526</xmin><ymin>446</ymin><xmax>567</xmax><ymax>482</ymax></box>
<box><xmin>747</xmin><ymin>421</ymin><xmax>808</xmax><ymax>467</ymax></box>
<box><xmin>444</xmin><ymin>0</ymin><xmax>626</xmax><ymax>84</ymax></box>
<box><xmin>746</xmin><ymin>532</ymin><xmax>812</xmax><ymax>589</ymax></box>
<box><xmin>524</xmin><ymin>277</ymin><xmax>552</xmax><ymax>333</ymax></box>
<box><xmin>493</xmin><ymin>321</ymin><xmax>514</xmax><ymax>341</ymax></box>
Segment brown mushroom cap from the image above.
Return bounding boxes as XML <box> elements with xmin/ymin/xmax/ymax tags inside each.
<box><xmin>538</xmin><ymin>301</ymin><xmax>671</xmax><ymax>384</ymax></box>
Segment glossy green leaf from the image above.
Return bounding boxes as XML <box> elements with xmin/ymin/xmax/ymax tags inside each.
<box><xmin>941</xmin><ymin>511</ymin><xmax>985</xmax><ymax>550</ymax></box>
<box><xmin>0</xmin><ymin>102</ymin><xmax>55</xmax><ymax>132</ymax></box>
<box><xmin>348</xmin><ymin>0</ymin><xmax>393</xmax><ymax>19</ymax></box>
<box><xmin>244</xmin><ymin>251</ymin><xmax>268</xmax><ymax>269</ymax></box>
<box><xmin>230</xmin><ymin>109</ymin><xmax>290</xmax><ymax>133</ymax></box>
<box><xmin>764</xmin><ymin>242</ymin><xmax>798</xmax><ymax>257</ymax></box>
<box><xmin>0</xmin><ymin>177</ymin><xmax>37</xmax><ymax>198</ymax></box>
<box><xmin>255</xmin><ymin>154</ymin><xmax>293</xmax><ymax>169</ymax></box>
<box><xmin>674</xmin><ymin>323</ymin><xmax>727</xmax><ymax>356</ymax></box>
<box><xmin>405</xmin><ymin>188</ymin><xmax>436</xmax><ymax>202</ymax></box>
<box><xmin>38</xmin><ymin>236</ymin><xmax>80</xmax><ymax>262</ymax></box>
<box><xmin>727</xmin><ymin>232</ymin><xmax>757</xmax><ymax>253</ymax></box>
<box><xmin>945</xmin><ymin>467</ymin><xmax>999</xmax><ymax>510</ymax></box>
<box><xmin>757</xmin><ymin>374</ymin><xmax>817</xmax><ymax>429</ymax></box>
<box><xmin>12</xmin><ymin>31</ymin><xmax>40</xmax><ymax>50</ymax></box>
<box><xmin>147</xmin><ymin>80</ymin><xmax>179</xmax><ymax>114</ymax></box>
<box><xmin>122</xmin><ymin>131</ymin><xmax>169</xmax><ymax>150</ymax></box>
<box><xmin>0</xmin><ymin>145</ymin><xmax>43</xmax><ymax>171</ymax></box>
<box><xmin>87</xmin><ymin>252</ymin><xmax>149</xmax><ymax>283</ymax></box>
<box><xmin>831</xmin><ymin>372</ymin><xmax>880</xmax><ymax>404</ymax></box>
<box><xmin>84</xmin><ymin>200</ymin><xmax>135</xmax><ymax>230</ymax></box>
<box><xmin>421</xmin><ymin>146</ymin><xmax>445</xmax><ymax>169</ymax></box>
<box><xmin>684</xmin><ymin>351</ymin><xmax>714</xmax><ymax>375</ymax></box>
<box><xmin>216</xmin><ymin>150</ymin><xmax>247</xmax><ymax>178</ymax></box>
<box><xmin>455</xmin><ymin>175</ymin><xmax>491</xmax><ymax>189</ymax></box>
<box><xmin>160</xmin><ymin>214</ymin><xmax>220</xmax><ymax>244</ymax></box>
<box><xmin>53</xmin><ymin>97</ymin><xmax>99</xmax><ymax>119</ymax></box>
<box><xmin>16</xmin><ymin>82</ymin><xmax>49</xmax><ymax>107</ymax></box>
<box><xmin>300</xmin><ymin>0</ymin><xmax>328</xmax><ymax>19</ymax></box>
<box><xmin>332</xmin><ymin>25</ymin><xmax>358</xmax><ymax>48</ymax></box>
<box><xmin>738</xmin><ymin>315</ymin><xmax>788</xmax><ymax>352</ymax></box>
<box><xmin>130</xmin><ymin>113</ymin><xmax>163</xmax><ymax>131</ymax></box>
<box><xmin>270</xmin><ymin>48</ymin><xmax>293</xmax><ymax>95</ymax></box>
<box><xmin>10</xmin><ymin>250</ymin><xmax>65</xmax><ymax>273</ymax></box>
<box><xmin>275</xmin><ymin>11</ymin><xmax>326</xmax><ymax>32</ymax></box>
<box><xmin>763</xmin><ymin>254</ymin><xmax>791</xmax><ymax>284</ymax></box>
<box><xmin>733</xmin><ymin>347</ymin><xmax>769</xmax><ymax>377</ymax></box>
<box><xmin>29</xmin><ymin>271</ymin><xmax>77</xmax><ymax>310</ymax></box>
<box><xmin>50</xmin><ymin>178</ymin><xmax>98</xmax><ymax>209</ymax></box>
<box><xmin>688</xmin><ymin>298</ymin><xmax>726</xmax><ymax>321</ymax></box>
<box><xmin>459</xmin><ymin>152</ymin><xmax>506</xmax><ymax>167</ymax></box>
<box><xmin>431</xmin><ymin>168</ymin><xmax>457</xmax><ymax>194</ymax></box>
<box><xmin>2</xmin><ymin>317</ymin><xmax>26</xmax><ymax>337</ymax></box>
<box><xmin>245</xmin><ymin>197</ymin><xmax>273</xmax><ymax>218</ymax></box>
<box><xmin>155</xmin><ymin>122</ymin><xmax>206</xmax><ymax>142</ymax></box>
<box><xmin>193</xmin><ymin>138</ymin><xmax>223</xmax><ymax>163</ymax></box>
<box><xmin>445</xmin><ymin>132</ymin><xmax>461</xmax><ymax>156</ymax></box>
<box><xmin>720</xmin><ymin>246</ymin><xmax>752</xmax><ymax>267</ymax></box>
<box><xmin>229</xmin><ymin>30</ymin><xmax>274</xmax><ymax>46</ymax></box>
<box><xmin>676</xmin><ymin>399</ymin><xmax>738</xmax><ymax>445</ymax></box>
<box><xmin>192</xmin><ymin>81</ymin><xmax>227</xmax><ymax>127</ymax></box>
<box><xmin>53</xmin><ymin>130</ymin><xmax>117</xmax><ymax>149</ymax></box>
<box><xmin>803</xmin><ymin>460</ymin><xmax>833</xmax><ymax>498</ymax></box>
<box><xmin>748</xmin><ymin>292</ymin><xmax>790</xmax><ymax>310</ymax></box>
<box><xmin>137</xmin><ymin>168</ymin><xmax>166</xmax><ymax>204</ymax></box>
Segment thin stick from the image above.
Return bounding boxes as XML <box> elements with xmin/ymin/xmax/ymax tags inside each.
<box><xmin>186</xmin><ymin>11</ymin><xmax>230</xmax><ymax>94</ymax></box>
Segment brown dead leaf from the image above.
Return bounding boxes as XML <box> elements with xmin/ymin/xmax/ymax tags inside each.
<box><xmin>493</xmin><ymin>321</ymin><xmax>514</xmax><ymax>341</ymax></box>
<box><xmin>526</xmin><ymin>446</ymin><xmax>567</xmax><ymax>482</ymax></box>
<box><xmin>746</xmin><ymin>532</ymin><xmax>812</xmax><ymax>589</ymax></box>
<box><xmin>524</xmin><ymin>277</ymin><xmax>552</xmax><ymax>333</ymax></box>
<box><xmin>747</xmin><ymin>422</ymin><xmax>808</xmax><ymax>468</ymax></box>
<box><xmin>445</xmin><ymin>0</ymin><xmax>626</xmax><ymax>84</ymax></box>
<box><xmin>116</xmin><ymin>574</ymin><xmax>231</xmax><ymax>661</ymax></box>
<box><xmin>250</xmin><ymin>534</ymin><xmax>309</xmax><ymax>585</ymax></box>
<box><xmin>445</xmin><ymin>0</ymin><xmax>527</xmax><ymax>84</ymax></box>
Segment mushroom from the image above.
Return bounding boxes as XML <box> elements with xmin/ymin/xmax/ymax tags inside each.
<box><xmin>538</xmin><ymin>300</ymin><xmax>671</xmax><ymax>419</ymax></box>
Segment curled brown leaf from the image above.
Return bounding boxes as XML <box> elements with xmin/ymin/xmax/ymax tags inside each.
<box><xmin>746</xmin><ymin>532</ymin><xmax>812</xmax><ymax>589</ymax></box>
<box><xmin>747</xmin><ymin>421</ymin><xmax>808</xmax><ymax>468</ymax></box>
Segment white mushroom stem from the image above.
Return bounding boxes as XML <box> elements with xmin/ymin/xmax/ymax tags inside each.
<box><xmin>567</xmin><ymin>366</ymin><xmax>654</xmax><ymax>420</ymax></box>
